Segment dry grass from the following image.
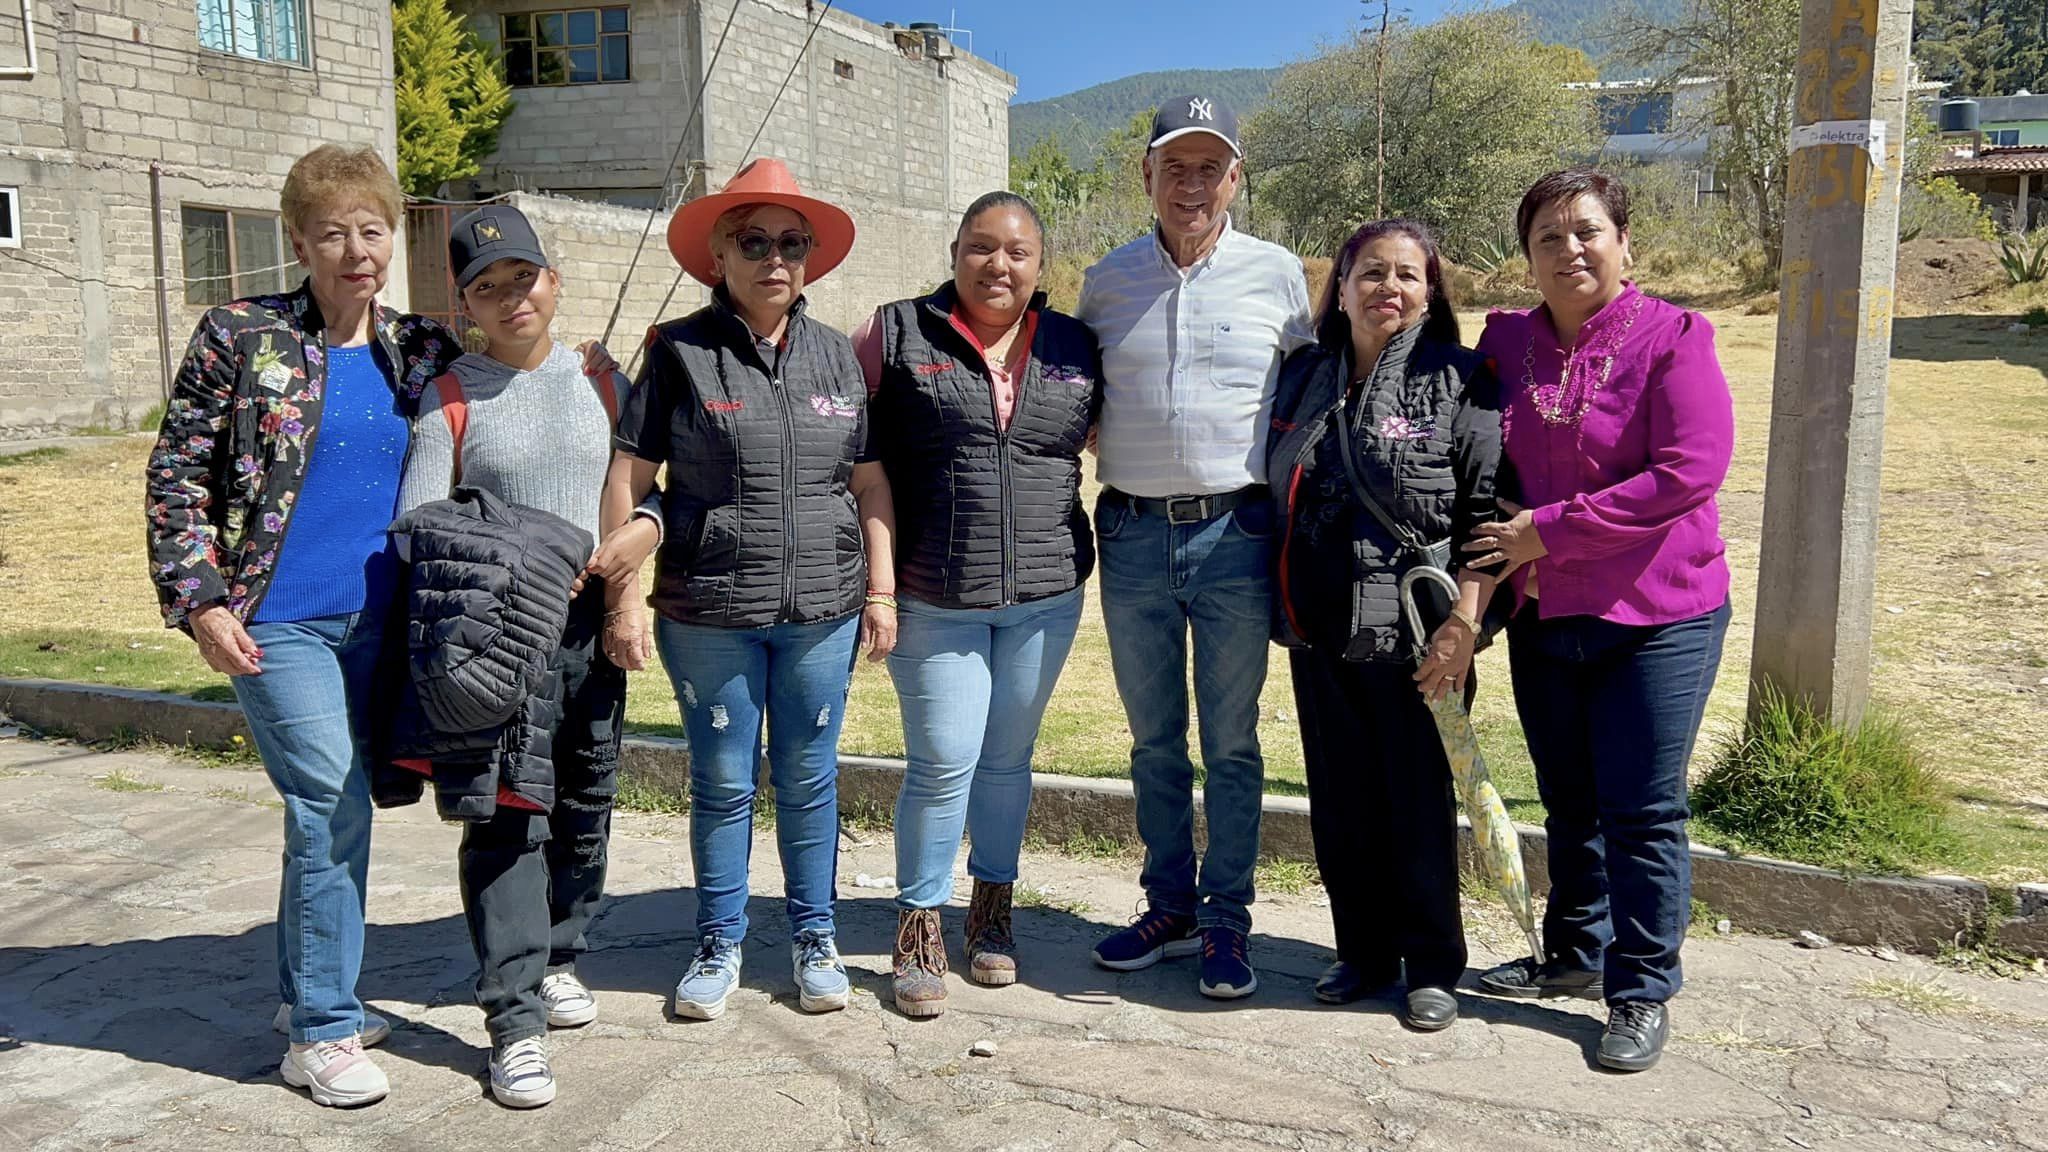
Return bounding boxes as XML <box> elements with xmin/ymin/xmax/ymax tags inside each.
<box><xmin>1851</xmin><ymin>974</ymin><xmax>1981</xmax><ymax>1017</ymax></box>
<box><xmin>3</xmin><ymin>309</ymin><xmax>2044</xmax><ymax>879</ymax></box>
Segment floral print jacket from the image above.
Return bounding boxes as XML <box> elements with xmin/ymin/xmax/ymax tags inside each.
<box><xmin>145</xmin><ymin>281</ymin><xmax>460</xmax><ymax>630</ymax></box>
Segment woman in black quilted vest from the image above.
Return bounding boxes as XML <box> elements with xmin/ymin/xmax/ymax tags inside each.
<box><xmin>601</xmin><ymin>159</ymin><xmax>897</xmax><ymax>1027</ymax></box>
<box><xmin>1265</xmin><ymin>219</ymin><xmax>1505</xmax><ymax>1032</ymax></box>
<box><xmin>850</xmin><ymin>191</ymin><xmax>1102</xmax><ymax>1018</ymax></box>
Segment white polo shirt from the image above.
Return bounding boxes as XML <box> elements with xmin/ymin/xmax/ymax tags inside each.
<box><xmin>1078</xmin><ymin>218</ymin><xmax>1314</xmax><ymax>499</ymax></box>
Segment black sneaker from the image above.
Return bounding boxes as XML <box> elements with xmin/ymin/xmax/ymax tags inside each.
<box><xmin>1092</xmin><ymin>909</ymin><xmax>1200</xmax><ymax>971</ymax></box>
<box><xmin>1197</xmin><ymin>926</ymin><xmax>1258</xmax><ymax>1000</ymax></box>
<box><xmin>1476</xmin><ymin>955</ymin><xmax>1604</xmax><ymax>1000</ymax></box>
<box><xmin>1598</xmin><ymin>1001</ymin><xmax>1669</xmax><ymax>1072</ymax></box>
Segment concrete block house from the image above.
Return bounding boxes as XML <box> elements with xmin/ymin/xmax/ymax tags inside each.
<box><xmin>0</xmin><ymin>0</ymin><xmax>403</xmax><ymax>435</ymax></box>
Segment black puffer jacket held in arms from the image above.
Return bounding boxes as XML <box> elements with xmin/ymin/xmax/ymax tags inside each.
<box><xmin>375</xmin><ymin>486</ymin><xmax>592</xmax><ymax>819</ymax></box>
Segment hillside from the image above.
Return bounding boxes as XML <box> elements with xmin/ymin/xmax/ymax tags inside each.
<box><xmin>1008</xmin><ymin>68</ymin><xmax>1283</xmax><ymax>164</ymax></box>
<box><xmin>1005</xmin><ymin>0</ymin><xmax>1687</xmax><ymax>162</ymax></box>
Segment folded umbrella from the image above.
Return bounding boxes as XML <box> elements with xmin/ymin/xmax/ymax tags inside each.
<box><xmin>1400</xmin><ymin>565</ymin><xmax>1544</xmax><ymax>965</ymax></box>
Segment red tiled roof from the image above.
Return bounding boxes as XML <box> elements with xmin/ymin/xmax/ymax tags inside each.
<box><xmin>1933</xmin><ymin>147</ymin><xmax>2048</xmax><ymax>175</ymax></box>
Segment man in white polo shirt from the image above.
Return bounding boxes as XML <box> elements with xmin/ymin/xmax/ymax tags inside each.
<box><xmin>1079</xmin><ymin>94</ymin><xmax>1313</xmax><ymax>1001</ymax></box>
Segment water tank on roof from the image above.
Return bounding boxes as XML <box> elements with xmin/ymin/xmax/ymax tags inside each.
<box><xmin>1939</xmin><ymin>99</ymin><xmax>1980</xmax><ymax>134</ymax></box>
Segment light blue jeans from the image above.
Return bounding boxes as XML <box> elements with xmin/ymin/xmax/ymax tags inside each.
<box><xmin>654</xmin><ymin>615</ymin><xmax>859</xmax><ymax>942</ymax></box>
<box><xmin>1095</xmin><ymin>493</ymin><xmax>1273</xmax><ymax>934</ymax></box>
<box><xmin>233</xmin><ymin>610</ymin><xmax>385</xmax><ymax>1043</ymax></box>
<box><xmin>888</xmin><ymin>587</ymin><xmax>1086</xmax><ymax>910</ymax></box>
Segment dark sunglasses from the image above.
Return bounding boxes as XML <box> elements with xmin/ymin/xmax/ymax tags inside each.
<box><xmin>732</xmin><ymin>229</ymin><xmax>812</xmax><ymax>263</ymax></box>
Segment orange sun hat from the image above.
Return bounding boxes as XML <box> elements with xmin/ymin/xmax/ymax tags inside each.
<box><xmin>667</xmin><ymin>158</ymin><xmax>857</xmax><ymax>288</ymax></box>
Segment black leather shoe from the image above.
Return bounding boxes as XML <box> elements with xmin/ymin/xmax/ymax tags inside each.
<box><xmin>1598</xmin><ymin>1001</ymin><xmax>1669</xmax><ymax>1072</ymax></box>
<box><xmin>1402</xmin><ymin>987</ymin><xmax>1459</xmax><ymax>1031</ymax></box>
<box><xmin>1314</xmin><ymin>961</ymin><xmax>1390</xmax><ymax>1005</ymax></box>
<box><xmin>1476</xmin><ymin>956</ymin><xmax>1604</xmax><ymax>1000</ymax></box>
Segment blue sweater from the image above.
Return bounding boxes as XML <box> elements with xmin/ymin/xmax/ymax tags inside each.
<box><xmin>253</xmin><ymin>343</ymin><xmax>410</xmax><ymax>624</ymax></box>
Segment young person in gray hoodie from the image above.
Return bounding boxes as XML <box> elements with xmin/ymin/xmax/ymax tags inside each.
<box><xmin>396</xmin><ymin>204</ymin><xmax>659</xmax><ymax>1109</ymax></box>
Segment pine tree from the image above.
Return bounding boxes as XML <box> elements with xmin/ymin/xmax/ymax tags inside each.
<box><xmin>393</xmin><ymin>0</ymin><xmax>514</xmax><ymax>197</ymax></box>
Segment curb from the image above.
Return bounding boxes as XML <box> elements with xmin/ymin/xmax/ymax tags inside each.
<box><xmin>3</xmin><ymin>676</ymin><xmax>2042</xmax><ymax>958</ymax></box>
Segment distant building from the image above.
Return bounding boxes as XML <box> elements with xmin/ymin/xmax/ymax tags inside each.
<box><xmin>433</xmin><ymin>0</ymin><xmax>1016</xmax><ymax>335</ymax></box>
<box><xmin>0</xmin><ymin>0</ymin><xmax>402</xmax><ymax>436</ymax></box>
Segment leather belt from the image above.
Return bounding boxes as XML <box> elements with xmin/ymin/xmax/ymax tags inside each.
<box><xmin>1104</xmin><ymin>484</ymin><xmax>1268</xmax><ymax>526</ymax></box>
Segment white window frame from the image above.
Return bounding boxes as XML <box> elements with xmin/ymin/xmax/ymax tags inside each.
<box><xmin>195</xmin><ymin>0</ymin><xmax>312</xmax><ymax>68</ymax></box>
<box><xmin>0</xmin><ymin>187</ymin><xmax>19</xmax><ymax>250</ymax></box>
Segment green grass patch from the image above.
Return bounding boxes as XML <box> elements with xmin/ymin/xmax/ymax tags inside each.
<box><xmin>1693</xmin><ymin>686</ymin><xmax>1956</xmax><ymax>873</ymax></box>
<box><xmin>1013</xmin><ymin>883</ymin><xmax>1094</xmax><ymax>916</ymax></box>
<box><xmin>614</xmin><ymin>771</ymin><xmax>688</xmax><ymax>815</ymax></box>
<box><xmin>1851</xmin><ymin>975</ymin><xmax>1979</xmax><ymax>1016</ymax></box>
<box><xmin>93</xmin><ymin>768</ymin><xmax>163</xmax><ymax>793</ymax></box>
<box><xmin>1255</xmin><ymin>856</ymin><xmax>1320</xmax><ymax>896</ymax></box>
<box><xmin>0</xmin><ymin>447</ymin><xmax>68</xmax><ymax>469</ymax></box>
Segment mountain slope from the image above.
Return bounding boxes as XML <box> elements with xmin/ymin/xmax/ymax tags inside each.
<box><xmin>1009</xmin><ymin>68</ymin><xmax>1283</xmax><ymax>164</ymax></box>
<box><xmin>1004</xmin><ymin>1</ymin><xmax>1688</xmax><ymax>162</ymax></box>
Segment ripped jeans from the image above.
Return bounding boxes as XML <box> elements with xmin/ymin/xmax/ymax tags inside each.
<box><xmin>654</xmin><ymin>614</ymin><xmax>859</xmax><ymax>943</ymax></box>
<box><xmin>458</xmin><ymin>588</ymin><xmax>626</xmax><ymax>1047</ymax></box>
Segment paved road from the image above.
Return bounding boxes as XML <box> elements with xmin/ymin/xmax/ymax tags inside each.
<box><xmin>3</xmin><ymin>737</ymin><xmax>2046</xmax><ymax>1151</ymax></box>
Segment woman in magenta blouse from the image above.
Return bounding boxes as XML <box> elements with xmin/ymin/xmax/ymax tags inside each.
<box><xmin>1466</xmin><ymin>169</ymin><xmax>1734</xmax><ymax>1074</ymax></box>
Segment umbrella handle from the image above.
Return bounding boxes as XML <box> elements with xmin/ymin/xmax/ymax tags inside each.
<box><xmin>1398</xmin><ymin>564</ymin><xmax>1462</xmax><ymax>666</ymax></box>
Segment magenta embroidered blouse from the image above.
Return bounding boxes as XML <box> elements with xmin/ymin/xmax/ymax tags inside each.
<box><xmin>1474</xmin><ymin>283</ymin><xmax>1734</xmax><ymax>626</ymax></box>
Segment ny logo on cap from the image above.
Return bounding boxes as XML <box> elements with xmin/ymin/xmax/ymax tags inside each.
<box><xmin>1188</xmin><ymin>97</ymin><xmax>1215</xmax><ymax>121</ymax></box>
<box><xmin>474</xmin><ymin>220</ymin><xmax>503</xmax><ymax>243</ymax></box>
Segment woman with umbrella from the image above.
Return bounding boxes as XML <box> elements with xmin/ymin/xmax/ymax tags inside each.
<box><xmin>1266</xmin><ymin>218</ymin><xmax>1505</xmax><ymax>1031</ymax></box>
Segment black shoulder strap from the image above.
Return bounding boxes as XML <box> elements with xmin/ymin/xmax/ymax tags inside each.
<box><xmin>1330</xmin><ymin>400</ymin><xmax>1429</xmax><ymax>556</ymax></box>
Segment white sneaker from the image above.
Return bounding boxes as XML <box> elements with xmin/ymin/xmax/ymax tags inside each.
<box><xmin>540</xmin><ymin>972</ymin><xmax>598</xmax><ymax>1028</ymax></box>
<box><xmin>489</xmin><ymin>1036</ymin><xmax>556</xmax><ymax>1109</ymax></box>
<box><xmin>273</xmin><ymin>1003</ymin><xmax>391</xmax><ymax>1047</ymax></box>
<box><xmin>280</xmin><ymin>1036</ymin><xmax>389</xmax><ymax>1107</ymax></box>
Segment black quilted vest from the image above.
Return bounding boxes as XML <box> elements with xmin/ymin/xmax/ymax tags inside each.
<box><xmin>1267</xmin><ymin>323</ymin><xmax>1503</xmax><ymax>661</ymax></box>
<box><xmin>642</xmin><ymin>293</ymin><xmax>868</xmax><ymax>628</ymax></box>
<box><xmin>871</xmin><ymin>286</ymin><xmax>1100</xmax><ymax>609</ymax></box>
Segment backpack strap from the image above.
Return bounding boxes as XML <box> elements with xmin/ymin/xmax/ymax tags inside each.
<box><xmin>433</xmin><ymin>371</ymin><xmax>467</xmax><ymax>487</ymax></box>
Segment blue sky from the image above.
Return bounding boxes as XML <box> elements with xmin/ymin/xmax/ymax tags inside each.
<box><xmin>833</xmin><ymin>1</ymin><xmax>1459</xmax><ymax>102</ymax></box>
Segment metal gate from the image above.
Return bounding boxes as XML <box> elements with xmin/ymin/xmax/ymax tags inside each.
<box><xmin>404</xmin><ymin>202</ymin><xmax>485</xmax><ymax>348</ymax></box>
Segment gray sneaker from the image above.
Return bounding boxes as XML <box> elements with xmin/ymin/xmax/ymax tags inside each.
<box><xmin>488</xmin><ymin>1036</ymin><xmax>556</xmax><ymax>1109</ymax></box>
<box><xmin>674</xmin><ymin>936</ymin><xmax>742</xmax><ymax>1020</ymax></box>
<box><xmin>792</xmin><ymin>929</ymin><xmax>850</xmax><ymax>1013</ymax></box>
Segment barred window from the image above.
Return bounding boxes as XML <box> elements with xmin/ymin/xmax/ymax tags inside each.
<box><xmin>503</xmin><ymin>7</ymin><xmax>630</xmax><ymax>87</ymax></box>
<box><xmin>182</xmin><ymin>207</ymin><xmax>288</xmax><ymax>306</ymax></box>
<box><xmin>195</xmin><ymin>0</ymin><xmax>309</xmax><ymax>66</ymax></box>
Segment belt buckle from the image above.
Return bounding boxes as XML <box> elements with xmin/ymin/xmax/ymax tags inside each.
<box><xmin>1164</xmin><ymin>495</ymin><xmax>1209</xmax><ymax>525</ymax></box>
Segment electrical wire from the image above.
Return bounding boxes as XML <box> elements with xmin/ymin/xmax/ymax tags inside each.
<box><xmin>598</xmin><ymin>0</ymin><xmax>742</xmax><ymax>346</ymax></box>
<box><xmin>623</xmin><ymin>0</ymin><xmax>839</xmax><ymax>376</ymax></box>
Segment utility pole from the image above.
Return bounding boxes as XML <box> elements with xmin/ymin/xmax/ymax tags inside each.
<box><xmin>1749</xmin><ymin>0</ymin><xmax>1914</xmax><ymax>727</ymax></box>
<box><xmin>1373</xmin><ymin>0</ymin><xmax>1389</xmax><ymax>217</ymax></box>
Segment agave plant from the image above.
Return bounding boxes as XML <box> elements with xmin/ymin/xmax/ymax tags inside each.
<box><xmin>1461</xmin><ymin>232</ymin><xmax>1521</xmax><ymax>276</ymax></box>
<box><xmin>1997</xmin><ymin>230</ymin><xmax>2048</xmax><ymax>284</ymax></box>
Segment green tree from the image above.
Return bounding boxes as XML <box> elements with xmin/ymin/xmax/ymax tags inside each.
<box><xmin>1243</xmin><ymin>11</ymin><xmax>1600</xmax><ymax>256</ymax></box>
<box><xmin>1913</xmin><ymin>0</ymin><xmax>2048</xmax><ymax>97</ymax></box>
<box><xmin>394</xmin><ymin>0</ymin><xmax>514</xmax><ymax>197</ymax></box>
<box><xmin>1611</xmin><ymin>0</ymin><xmax>1799</xmax><ymax>272</ymax></box>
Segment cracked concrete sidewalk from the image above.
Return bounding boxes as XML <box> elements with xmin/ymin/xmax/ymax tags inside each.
<box><xmin>3</xmin><ymin>737</ymin><xmax>2047</xmax><ymax>1152</ymax></box>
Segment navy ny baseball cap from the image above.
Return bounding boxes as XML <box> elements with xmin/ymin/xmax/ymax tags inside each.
<box><xmin>449</xmin><ymin>204</ymin><xmax>550</xmax><ymax>291</ymax></box>
<box><xmin>1149</xmin><ymin>94</ymin><xmax>1243</xmax><ymax>158</ymax></box>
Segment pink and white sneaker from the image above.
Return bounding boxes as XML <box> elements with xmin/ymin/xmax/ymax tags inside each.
<box><xmin>280</xmin><ymin>1036</ymin><xmax>389</xmax><ymax>1107</ymax></box>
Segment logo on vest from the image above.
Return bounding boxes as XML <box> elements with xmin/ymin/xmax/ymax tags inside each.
<box><xmin>1041</xmin><ymin>367</ymin><xmax>1092</xmax><ymax>389</ymax></box>
<box><xmin>1376</xmin><ymin>414</ymin><xmax>1436</xmax><ymax>442</ymax></box>
<box><xmin>703</xmin><ymin>399</ymin><xmax>744</xmax><ymax>413</ymax></box>
<box><xmin>1188</xmin><ymin>97</ymin><xmax>1215</xmax><ymax>121</ymax></box>
<box><xmin>912</xmin><ymin>361</ymin><xmax>953</xmax><ymax>376</ymax></box>
<box><xmin>810</xmin><ymin>394</ymin><xmax>858</xmax><ymax>419</ymax></box>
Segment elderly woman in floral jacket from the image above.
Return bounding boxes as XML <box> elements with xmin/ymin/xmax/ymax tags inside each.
<box><xmin>144</xmin><ymin>144</ymin><xmax>459</xmax><ymax>1109</ymax></box>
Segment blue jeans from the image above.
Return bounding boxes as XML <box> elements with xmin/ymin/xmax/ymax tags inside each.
<box><xmin>1507</xmin><ymin>600</ymin><xmax>1731</xmax><ymax>1004</ymax></box>
<box><xmin>654</xmin><ymin>615</ymin><xmax>859</xmax><ymax>942</ymax></box>
<box><xmin>234</xmin><ymin>610</ymin><xmax>386</xmax><ymax>1043</ymax></box>
<box><xmin>888</xmin><ymin>587</ymin><xmax>1086</xmax><ymax>910</ymax></box>
<box><xmin>1095</xmin><ymin>492</ymin><xmax>1272</xmax><ymax>933</ymax></box>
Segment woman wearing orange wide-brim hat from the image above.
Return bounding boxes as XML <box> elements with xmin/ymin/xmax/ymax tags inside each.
<box><xmin>596</xmin><ymin>158</ymin><xmax>899</xmax><ymax>1025</ymax></box>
